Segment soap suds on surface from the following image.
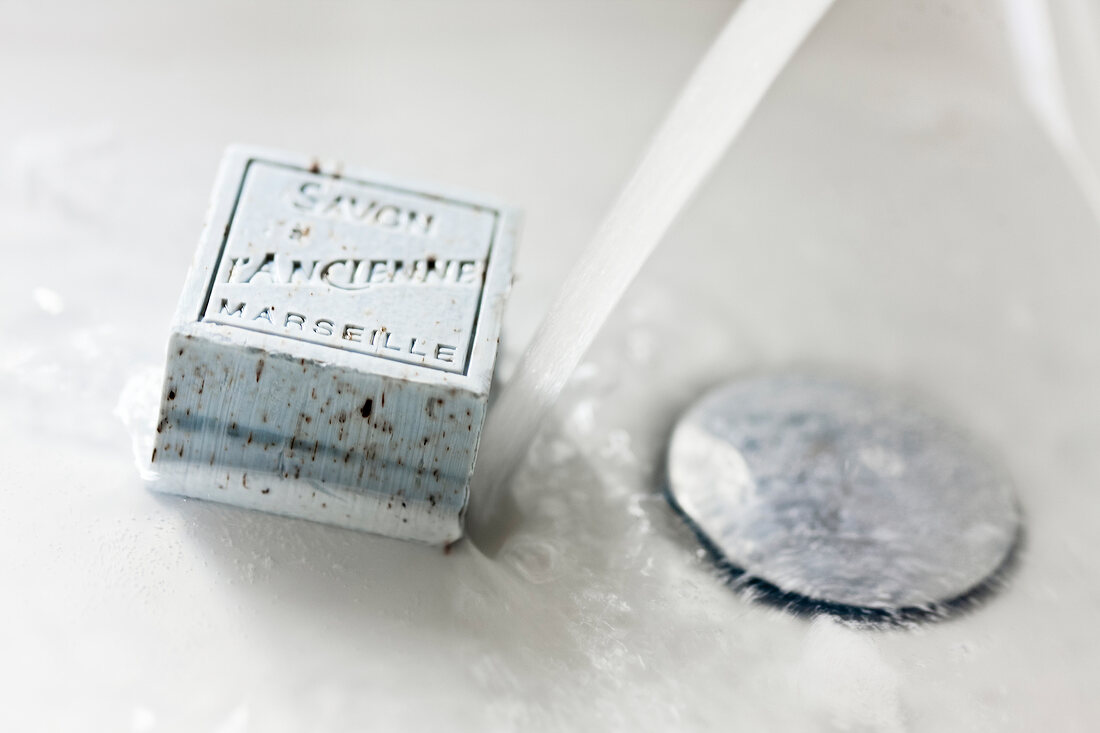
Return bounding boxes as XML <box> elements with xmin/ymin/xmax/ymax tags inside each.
<box><xmin>116</xmin><ymin>367</ymin><xmax>164</xmax><ymax>482</ymax></box>
<box><xmin>794</xmin><ymin>618</ymin><xmax>905</xmax><ymax>732</ymax></box>
<box><xmin>31</xmin><ymin>286</ymin><xmax>66</xmax><ymax>315</ymax></box>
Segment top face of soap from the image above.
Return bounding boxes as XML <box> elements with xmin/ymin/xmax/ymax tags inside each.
<box><xmin>175</xmin><ymin>146</ymin><xmax>518</xmax><ymax>394</ymax></box>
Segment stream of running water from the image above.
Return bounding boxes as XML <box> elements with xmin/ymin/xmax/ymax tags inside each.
<box><xmin>469</xmin><ymin>0</ymin><xmax>836</xmax><ymax>545</ymax></box>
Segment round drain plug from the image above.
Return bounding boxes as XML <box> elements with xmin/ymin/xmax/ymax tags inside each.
<box><xmin>666</xmin><ymin>374</ymin><xmax>1021</xmax><ymax>621</ymax></box>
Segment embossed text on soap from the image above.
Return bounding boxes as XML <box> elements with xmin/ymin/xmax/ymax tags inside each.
<box><xmin>201</xmin><ymin>160</ymin><xmax>498</xmax><ymax>374</ymax></box>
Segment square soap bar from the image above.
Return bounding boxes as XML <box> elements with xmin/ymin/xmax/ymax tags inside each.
<box><xmin>150</xmin><ymin>145</ymin><xmax>519</xmax><ymax>543</ymax></box>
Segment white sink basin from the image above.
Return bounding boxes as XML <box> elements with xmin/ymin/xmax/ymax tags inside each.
<box><xmin>1</xmin><ymin>1</ymin><xmax>1097</xmax><ymax>730</ymax></box>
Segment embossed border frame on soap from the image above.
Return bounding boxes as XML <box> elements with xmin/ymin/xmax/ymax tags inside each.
<box><xmin>150</xmin><ymin>145</ymin><xmax>520</xmax><ymax>543</ymax></box>
<box><xmin>186</xmin><ymin>145</ymin><xmax>516</xmax><ymax>388</ymax></box>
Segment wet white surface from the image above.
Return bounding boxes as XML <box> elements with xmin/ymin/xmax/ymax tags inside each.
<box><xmin>2</xmin><ymin>1</ymin><xmax>1100</xmax><ymax>731</ymax></box>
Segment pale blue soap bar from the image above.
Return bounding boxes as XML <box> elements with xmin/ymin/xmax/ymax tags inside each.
<box><xmin>151</xmin><ymin>146</ymin><xmax>519</xmax><ymax>543</ymax></box>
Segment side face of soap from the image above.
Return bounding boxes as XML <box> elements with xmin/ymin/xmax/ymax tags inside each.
<box><xmin>150</xmin><ymin>146</ymin><xmax>519</xmax><ymax>543</ymax></box>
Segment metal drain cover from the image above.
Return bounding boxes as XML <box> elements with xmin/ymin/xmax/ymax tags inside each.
<box><xmin>666</xmin><ymin>374</ymin><xmax>1020</xmax><ymax>616</ymax></box>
